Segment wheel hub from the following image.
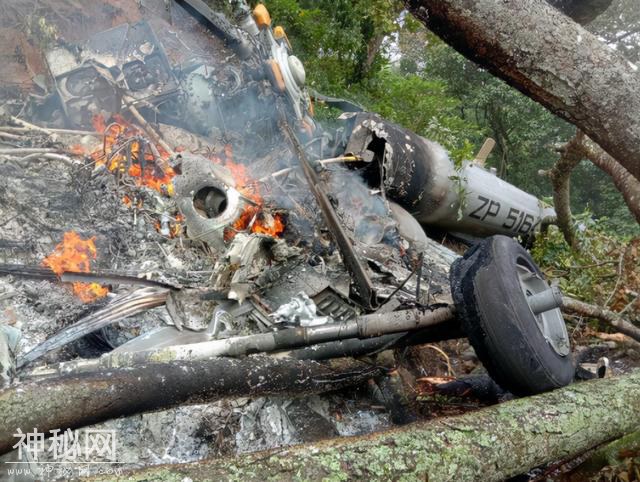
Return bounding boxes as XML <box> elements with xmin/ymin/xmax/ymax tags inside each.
<box><xmin>516</xmin><ymin>262</ymin><xmax>570</xmax><ymax>357</ymax></box>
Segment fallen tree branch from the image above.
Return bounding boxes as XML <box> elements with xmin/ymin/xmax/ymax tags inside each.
<box><xmin>0</xmin><ymin>131</ymin><xmax>25</xmax><ymax>141</ymax></box>
<box><xmin>94</xmin><ymin>370</ymin><xmax>640</xmax><ymax>482</ymax></box>
<box><xmin>404</xmin><ymin>0</ymin><xmax>640</xmax><ymax>182</ymax></box>
<box><xmin>0</xmin><ymin>148</ymin><xmax>59</xmax><ymax>155</ymax></box>
<box><xmin>8</xmin><ymin>116</ymin><xmax>53</xmax><ymax>135</ymax></box>
<box><xmin>542</xmin><ymin>130</ymin><xmax>639</xmax><ymax>247</ymax></box>
<box><xmin>16</xmin><ymin>152</ymin><xmax>78</xmax><ymax>167</ymax></box>
<box><xmin>0</xmin><ymin>356</ymin><xmax>385</xmax><ymax>455</ymax></box>
<box><xmin>543</xmin><ymin>132</ymin><xmax>585</xmax><ymax>248</ymax></box>
<box><xmin>124</xmin><ymin>99</ymin><xmax>176</xmax><ymax>162</ymax></box>
<box><xmin>562</xmin><ymin>296</ymin><xmax>640</xmax><ymax>342</ymax></box>
<box><xmin>579</xmin><ymin>136</ymin><xmax>640</xmax><ymax>224</ymax></box>
<box><xmin>0</xmin><ymin>126</ymin><xmax>101</xmax><ymax>136</ymax></box>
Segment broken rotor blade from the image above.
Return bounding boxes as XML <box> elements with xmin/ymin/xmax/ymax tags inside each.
<box><xmin>279</xmin><ymin>114</ymin><xmax>378</xmax><ymax>310</ymax></box>
<box><xmin>17</xmin><ymin>287</ymin><xmax>170</xmax><ymax>368</ymax></box>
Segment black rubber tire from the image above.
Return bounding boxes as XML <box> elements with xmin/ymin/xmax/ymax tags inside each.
<box><xmin>450</xmin><ymin>235</ymin><xmax>574</xmax><ymax>396</ymax></box>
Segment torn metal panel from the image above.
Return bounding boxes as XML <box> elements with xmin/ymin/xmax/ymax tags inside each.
<box><xmin>46</xmin><ymin>21</ymin><xmax>179</xmax><ymax>127</ymax></box>
<box><xmin>342</xmin><ymin>111</ymin><xmax>450</xmax><ymax>211</ymax></box>
<box><xmin>111</xmin><ymin>300</ymin><xmax>260</xmax><ymax>353</ymax></box>
<box><xmin>342</xmin><ymin>112</ymin><xmax>555</xmax><ymax>238</ymax></box>
<box><xmin>259</xmin><ymin>262</ymin><xmax>334</xmax><ymax>308</ymax></box>
<box><xmin>17</xmin><ymin>287</ymin><xmax>170</xmax><ymax>368</ymax></box>
<box><xmin>212</xmin><ymin>234</ymin><xmax>276</xmax><ymax>303</ymax></box>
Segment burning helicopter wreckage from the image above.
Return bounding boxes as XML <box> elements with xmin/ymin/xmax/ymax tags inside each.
<box><xmin>0</xmin><ymin>0</ymin><xmax>573</xmax><ymax>472</ymax></box>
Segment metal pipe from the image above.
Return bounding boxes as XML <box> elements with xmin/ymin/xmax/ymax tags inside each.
<box><xmin>285</xmin><ymin>317</ymin><xmax>465</xmax><ymax>361</ymax></box>
<box><xmin>528</xmin><ymin>286</ymin><xmax>563</xmax><ymax>315</ymax></box>
<box><xmin>25</xmin><ymin>307</ymin><xmax>456</xmax><ymax>379</ymax></box>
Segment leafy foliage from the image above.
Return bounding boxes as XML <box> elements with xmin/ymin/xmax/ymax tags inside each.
<box><xmin>264</xmin><ymin>0</ymin><xmax>480</xmax><ymax>160</ymax></box>
<box><xmin>532</xmin><ymin>215</ymin><xmax>639</xmax><ymax>321</ymax></box>
<box><xmin>262</xmin><ymin>0</ymin><xmax>638</xmax><ymax>237</ymax></box>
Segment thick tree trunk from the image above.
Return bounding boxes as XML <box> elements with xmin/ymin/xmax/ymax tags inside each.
<box><xmin>93</xmin><ymin>371</ymin><xmax>640</xmax><ymax>482</ymax></box>
<box><xmin>404</xmin><ymin>0</ymin><xmax>640</xmax><ymax>182</ymax></box>
<box><xmin>544</xmin><ymin>131</ymin><xmax>640</xmax><ymax>245</ymax></box>
<box><xmin>0</xmin><ymin>356</ymin><xmax>384</xmax><ymax>455</ymax></box>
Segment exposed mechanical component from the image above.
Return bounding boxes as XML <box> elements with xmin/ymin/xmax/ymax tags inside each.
<box><xmin>45</xmin><ymin>21</ymin><xmax>178</xmax><ymax>127</ymax></box>
<box><xmin>174</xmin><ymin>154</ymin><xmax>247</xmax><ymax>250</ymax></box>
<box><xmin>516</xmin><ymin>268</ymin><xmax>569</xmax><ymax>357</ymax></box>
<box><xmin>240</xmin><ymin>4</ymin><xmax>314</xmax><ymax>127</ymax></box>
<box><xmin>270</xmin><ymin>292</ymin><xmax>331</xmax><ymax>327</ymax></box>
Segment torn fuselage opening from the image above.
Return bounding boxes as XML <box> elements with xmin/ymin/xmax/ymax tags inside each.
<box><xmin>341</xmin><ymin>112</ymin><xmax>554</xmax><ymax>238</ymax></box>
<box><xmin>194</xmin><ymin>185</ymin><xmax>229</xmax><ymax>219</ymax></box>
<box><xmin>342</xmin><ymin>113</ymin><xmax>441</xmax><ymax>212</ymax></box>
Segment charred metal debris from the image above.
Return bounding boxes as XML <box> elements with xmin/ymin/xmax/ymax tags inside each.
<box><xmin>0</xmin><ymin>0</ymin><xmax>563</xmax><ymax>469</ymax></box>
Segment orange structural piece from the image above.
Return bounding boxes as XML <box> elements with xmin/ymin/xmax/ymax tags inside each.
<box><xmin>273</xmin><ymin>25</ymin><xmax>292</xmax><ymax>49</ymax></box>
<box><xmin>273</xmin><ymin>25</ymin><xmax>285</xmax><ymax>40</ymax></box>
<box><xmin>266</xmin><ymin>59</ymin><xmax>286</xmax><ymax>92</ymax></box>
<box><xmin>253</xmin><ymin>4</ymin><xmax>271</xmax><ymax>29</ymax></box>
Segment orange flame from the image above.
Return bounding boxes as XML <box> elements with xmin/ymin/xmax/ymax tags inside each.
<box><xmin>214</xmin><ymin>147</ymin><xmax>285</xmax><ymax>240</ymax></box>
<box><xmin>90</xmin><ymin>115</ymin><xmax>175</xmax><ymax>195</ymax></box>
<box><xmin>42</xmin><ymin>232</ymin><xmax>109</xmax><ymax>303</ymax></box>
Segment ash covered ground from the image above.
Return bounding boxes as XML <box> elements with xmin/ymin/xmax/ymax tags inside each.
<box><xmin>0</xmin><ymin>1</ymin><xmax>458</xmax><ymax>477</ymax></box>
<box><xmin>1</xmin><ymin>1</ymin><xmax>638</xmax><ymax>480</ymax></box>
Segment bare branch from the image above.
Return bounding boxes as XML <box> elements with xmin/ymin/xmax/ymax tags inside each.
<box><xmin>562</xmin><ymin>296</ymin><xmax>640</xmax><ymax>342</ymax></box>
<box><xmin>546</xmin><ymin>132</ymin><xmax>585</xmax><ymax>248</ymax></box>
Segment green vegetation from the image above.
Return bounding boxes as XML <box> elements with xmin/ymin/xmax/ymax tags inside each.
<box><xmin>263</xmin><ymin>0</ymin><xmax>639</xmax><ymax>237</ymax></box>
<box><xmin>532</xmin><ymin>214</ymin><xmax>624</xmax><ymax>304</ymax></box>
<box><xmin>258</xmin><ymin>1</ymin><xmax>639</xmax><ymax>315</ymax></box>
